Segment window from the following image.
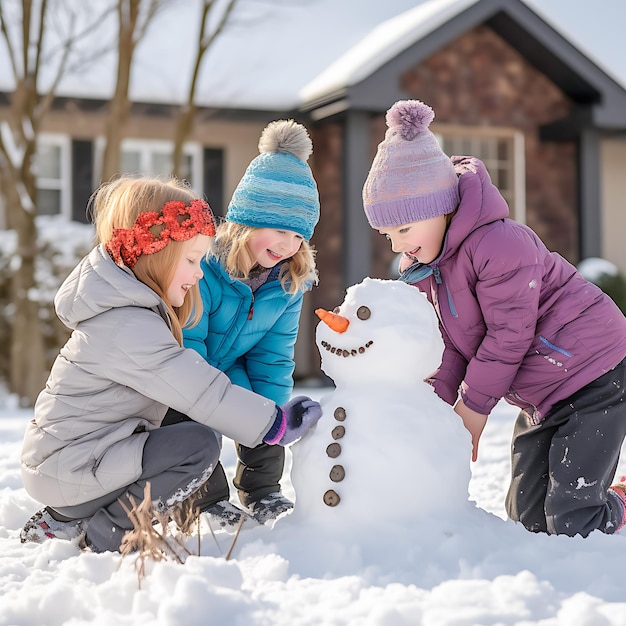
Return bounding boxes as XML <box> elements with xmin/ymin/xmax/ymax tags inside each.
<box><xmin>35</xmin><ymin>134</ymin><xmax>71</xmax><ymax>218</ymax></box>
<box><xmin>31</xmin><ymin>137</ymin><xmax>205</xmax><ymax>221</ymax></box>
<box><xmin>434</xmin><ymin>126</ymin><xmax>525</xmax><ymax>222</ymax></box>
<box><xmin>95</xmin><ymin>138</ymin><xmax>203</xmax><ymax>192</ymax></box>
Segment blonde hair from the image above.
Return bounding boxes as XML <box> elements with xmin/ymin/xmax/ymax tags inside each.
<box><xmin>90</xmin><ymin>175</ymin><xmax>206</xmax><ymax>345</ymax></box>
<box><xmin>213</xmin><ymin>221</ymin><xmax>317</xmax><ymax>294</ymax></box>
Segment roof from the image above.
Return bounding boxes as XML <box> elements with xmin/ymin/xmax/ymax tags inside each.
<box><xmin>300</xmin><ymin>0</ymin><xmax>478</xmax><ymax>106</ymax></box>
<box><xmin>299</xmin><ymin>0</ymin><xmax>626</xmax><ymax>129</ymax></box>
<box><xmin>0</xmin><ymin>0</ymin><xmax>624</xmax><ymax>115</ymax></box>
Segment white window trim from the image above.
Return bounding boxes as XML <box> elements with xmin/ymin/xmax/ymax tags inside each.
<box><xmin>513</xmin><ymin>130</ymin><xmax>526</xmax><ymax>224</ymax></box>
<box><xmin>93</xmin><ymin>137</ymin><xmax>203</xmax><ymax>193</ymax></box>
<box><xmin>433</xmin><ymin>124</ymin><xmax>525</xmax><ymax>223</ymax></box>
<box><xmin>0</xmin><ymin>194</ymin><xmax>5</xmax><ymax>229</ymax></box>
<box><xmin>37</xmin><ymin>133</ymin><xmax>72</xmax><ymax>219</ymax></box>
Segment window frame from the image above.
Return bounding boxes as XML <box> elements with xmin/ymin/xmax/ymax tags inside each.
<box><xmin>93</xmin><ymin>137</ymin><xmax>203</xmax><ymax>193</ymax></box>
<box><xmin>433</xmin><ymin>124</ymin><xmax>525</xmax><ymax>223</ymax></box>
<box><xmin>35</xmin><ymin>133</ymin><xmax>72</xmax><ymax>219</ymax></box>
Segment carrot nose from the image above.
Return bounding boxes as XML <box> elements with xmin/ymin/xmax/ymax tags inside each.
<box><xmin>315</xmin><ymin>308</ymin><xmax>350</xmax><ymax>334</ymax></box>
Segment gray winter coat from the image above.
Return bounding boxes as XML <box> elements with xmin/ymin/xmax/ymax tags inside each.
<box><xmin>21</xmin><ymin>245</ymin><xmax>277</xmax><ymax>508</ymax></box>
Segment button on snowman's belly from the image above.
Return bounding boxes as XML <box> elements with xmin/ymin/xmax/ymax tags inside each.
<box><xmin>322</xmin><ymin>406</ymin><xmax>348</xmax><ymax>506</ymax></box>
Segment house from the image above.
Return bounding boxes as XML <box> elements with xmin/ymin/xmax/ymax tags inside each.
<box><xmin>1</xmin><ymin>0</ymin><xmax>626</xmax><ymax>380</ymax></box>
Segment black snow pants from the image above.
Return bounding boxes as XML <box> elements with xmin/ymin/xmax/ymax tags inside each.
<box><xmin>505</xmin><ymin>357</ymin><xmax>626</xmax><ymax>537</ymax></box>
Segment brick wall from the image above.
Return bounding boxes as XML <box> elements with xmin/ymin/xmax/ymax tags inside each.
<box><xmin>309</xmin><ymin>121</ymin><xmax>345</xmax><ymax>314</ymax></box>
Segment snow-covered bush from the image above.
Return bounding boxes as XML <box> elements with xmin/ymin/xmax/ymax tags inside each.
<box><xmin>0</xmin><ymin>217</ymin><xmax>94</xmax><ymax>386</ymax></box>
<box><xmin>578</xmin><ymin>257</ymin><xmax>626</xmax><ymax>314</ymax></box>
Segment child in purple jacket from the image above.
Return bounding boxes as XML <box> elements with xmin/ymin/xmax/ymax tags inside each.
<box><xmin>362</xmin><ymin>99</ymin><xmax>626</xmax><ymax>538</ymax></box>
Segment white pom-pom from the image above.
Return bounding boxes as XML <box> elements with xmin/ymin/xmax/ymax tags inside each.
<box><xmin>258</xmin><ymin>119</ymin><xmax>313</xmax><ymax>161</ymax></box>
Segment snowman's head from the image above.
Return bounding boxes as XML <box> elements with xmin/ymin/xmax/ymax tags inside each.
<box><xmin>315</xmin><ymin>278</ymin><xmax>443</xmax><ymax>387</ymax></box>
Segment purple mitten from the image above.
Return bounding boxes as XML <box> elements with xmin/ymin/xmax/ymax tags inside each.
<box><xmin>279</xmin><ymin>396</ymin><xmax>322</xmax><ymax>445</ymax></box>
<box><xmin>264</xmin><ymin>396</ymin><xmax>322</xmax><ymax>446</ymax></box>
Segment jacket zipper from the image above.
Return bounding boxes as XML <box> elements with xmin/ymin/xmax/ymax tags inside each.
<box><xmin>433</xmin><ymin>266</ymin><xmax>457</xmax><ymax>318</ymax></box>
<box><xmin>247</xmin><ymin>292</ymin><xmax>255</xmax><ymax>320</ymax></box>
<box><xmin>539</xmin><ymin>336</ymin><xmax>572</xmax><ymax>358</ymax></box>
<box><xmin>507</xmin><ymin>390</ymin><xmax>540</xmax><ymax>425</ymax></box>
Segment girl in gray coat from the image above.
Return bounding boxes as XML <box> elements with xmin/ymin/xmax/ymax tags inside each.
<box><xmin>19</xmin><ymin>176</ymin><xmax>321</xmax><ymax>553</ymax></box>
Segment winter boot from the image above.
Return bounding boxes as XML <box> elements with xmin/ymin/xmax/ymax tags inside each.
<box><xmin>248</xmin><ymin>492</ymin><xmax>294</xmax><ymax>524</ymax></box>
<box><xmin>608</xmin><ymin>477</ymin><xmax>626</xmax><ymax>532</ymax></box>
<box><xmin>20</xmin><ymin>507</ymin><xmax>87</xmax><ymax>544</ymax></box>
<box><xmin>201</xmin><ymin>500</ymin><xmax>258</xmax><ymax>533</ymax></box>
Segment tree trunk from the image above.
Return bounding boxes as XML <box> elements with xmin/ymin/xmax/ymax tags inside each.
<box><xmin>0</xmin><ymin>1</ymin><xmax>121</xmax><ymax>405</ymax></box>
<box><xmin>5</xmin><ymin>78</ymin><xmax>48</xmax><ymax>405</ymax></box>
<box><xmin>10</xmin><ymin>191</ymin><xmax>47</xmax><ymax>406</ymax></box>
<box><xmin>100</xmin><ymin>0</ymin><xmax>140</xmax><ymax>182</ymax></box>
<box><xmin>172</xmin><ymin>104</ymin><xmax>195</xmax><ymax>179</ymax></box>
<box><xmin>171</xmin><ymin>0</ymin><xmax>238</xmax><ymax>179</ymax></box>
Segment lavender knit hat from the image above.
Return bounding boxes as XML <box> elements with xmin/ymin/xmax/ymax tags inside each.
<box><xmin>362</xmin><ymin>100</ymin><xmax>459</xmax><ymax>228</ymax></box>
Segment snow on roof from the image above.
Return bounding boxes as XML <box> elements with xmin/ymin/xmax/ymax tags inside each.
<box><xmin>299</xmin><ymin>0</ymin><xmax>478</xmax><ymax>104</ymax></box>
<box><xmin>0</xmin><ymin>0</ymin><xmax>624</xmax><ymax>111</ymax></box>
<box><xmin>300</xmin><ymin>0</ymin><xmax>626</xmax><ymax>105</ymax></box>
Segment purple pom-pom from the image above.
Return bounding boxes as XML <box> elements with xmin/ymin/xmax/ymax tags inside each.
<box><xmin>385</xmin><ymin>100</ymin><xmax>435</xmax><ymax>140</ymax></box>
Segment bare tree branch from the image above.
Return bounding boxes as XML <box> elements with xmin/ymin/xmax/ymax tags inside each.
<box><xmin>171</xmin><ymin>0</ymin><xmax>239</xmax><ymax>177</ymax></box>
<box><xmin>21</xmin><ymin>0</ymin><xmax>31</xmax><ymax>78</ymax></box>
<box><xmin>0</xmin><ymin>4</ymin><xmax>20</xmax><ymax>78</ymax></box>
<box><xmin>199</xmin><ymin>0</ymin><xmax>237</xmax><ymax>53</ymax></box>
<box><xmin>132</xmin><ymin>0</ymin><xmax>163</xmax><ymax>44</ymax></box>
<box><xmin>32</xmin><ymin>0</ymin><xmax>48</xmax><ymax>87</ymax></box>
<box><xmin>36</xmin><ymin>3</ymin><xmax>77</xmax><ymax>126</ymax></box>
<box><xmin>100</xmin><ymin>0</ymin><xmax>167</xmax><ymax>181</ymax></box>
<box><xmin>44</xmin><ymin>1</ymin><xmax>118</xmax><ymax>67</ymax></box>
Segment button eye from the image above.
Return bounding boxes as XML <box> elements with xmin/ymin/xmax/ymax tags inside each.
<box><xmin>356</xmin><ymin>306</ymin><xmax>371</xmax><ymax>320</ymax></box>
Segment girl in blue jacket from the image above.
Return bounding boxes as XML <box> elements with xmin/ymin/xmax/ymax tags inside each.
<box><xmin>164</xmin><ymin>119</ymin><xmax>319</xmax><ymax>527</ymax></box>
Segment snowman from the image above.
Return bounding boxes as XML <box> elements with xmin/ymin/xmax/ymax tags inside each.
<box><xmin>289</xmin><ymin>277</ymin><xmax>473</xmax><ymax>532</ymax></box>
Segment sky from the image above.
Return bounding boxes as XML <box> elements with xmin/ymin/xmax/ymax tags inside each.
<box><xmin>1</xmin><ymin>251</ymin><xmax>626</xmax><ymax>626</ymax></box>
<box><xmin>0</xmin><ymin>0</ymin><xmax>624</xmax><ymax>109</ymax></box>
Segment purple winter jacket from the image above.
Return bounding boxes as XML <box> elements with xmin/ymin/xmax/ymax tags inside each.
<box><xmin>402</xmin><ymin>156</ymin><xmax>626</xmax><ymax>423</ymax></box>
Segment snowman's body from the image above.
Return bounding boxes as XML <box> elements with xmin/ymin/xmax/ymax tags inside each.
<box><xmin>290</xmin><ymin>278</ymin><xmax>472</xmax><ymax>529</ymax></box>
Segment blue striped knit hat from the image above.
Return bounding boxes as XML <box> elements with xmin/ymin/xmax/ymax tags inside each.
<box><xmin>226</xmin><ymin>120</ymin><xmax>320</xmax><ymax>241</ymax></box>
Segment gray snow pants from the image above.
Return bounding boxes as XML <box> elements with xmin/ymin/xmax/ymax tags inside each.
<box><xmin>162</xmin><ymin>408</ymin><xmax>285</xmax><ymax>508</ymax></box>
<box><xmin>51</xmin><ymin>421</ymin><xmax>220</xmax><ymax>552</ymax></box>
<box><xmin>505</xmin><ymin>357</ymin><xmax>626</xmax><ymax>537</ymax></box>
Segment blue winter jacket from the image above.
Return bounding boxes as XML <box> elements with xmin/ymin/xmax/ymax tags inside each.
<box><xmin>183</xmin><ymin>255</ymin><xmax>305</xmax><ymax>406</ymax></box>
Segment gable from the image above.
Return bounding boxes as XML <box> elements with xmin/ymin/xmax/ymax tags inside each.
<box><xmin>302</xmin><ymin>0</ymin><xmax>626</xmax><ymax>132</ymax></box>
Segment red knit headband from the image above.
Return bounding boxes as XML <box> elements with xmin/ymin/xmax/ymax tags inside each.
<box><xmin>106</xmin><ymin>199</ymin><xmax>216</xmax><ymax>268</ymax></box>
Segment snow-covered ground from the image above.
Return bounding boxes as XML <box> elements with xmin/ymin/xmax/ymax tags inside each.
<box><xmin>2</xmin><ymin>276</ymin><xmax>626</xmax><ymax>626</ymax></box>
<box><xmin>2</xmin><ymin>394</ymin><xmax>626</xmax><ymax>626</ymax></box>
